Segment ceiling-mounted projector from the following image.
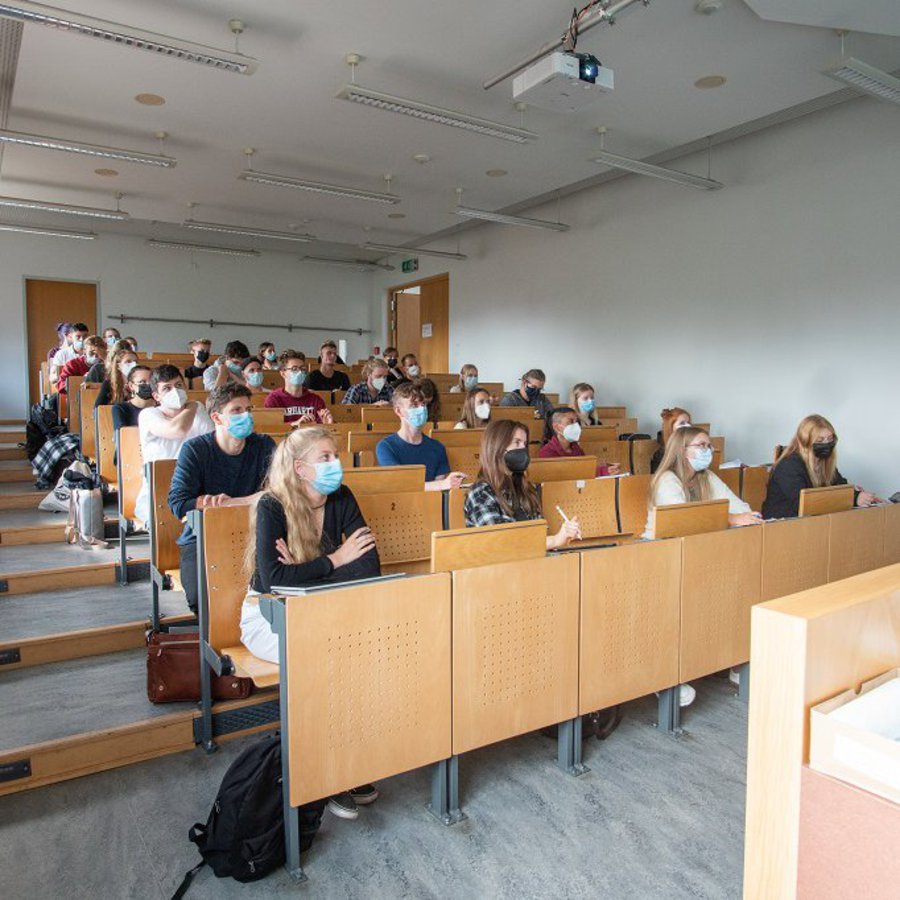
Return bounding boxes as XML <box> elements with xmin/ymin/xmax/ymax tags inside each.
<box><xmin>513</xmin><ymin>51</ymin><xmax>613</xmax><ymax>112</ymax></box>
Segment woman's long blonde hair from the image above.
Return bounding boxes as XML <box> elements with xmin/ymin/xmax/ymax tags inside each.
<box><xmin>105</xmin><ymin>348</ymin><xmax>137</xmax><ymax>403</ymax></box>
<box><xmin>243</xmin><ymin>426</ymin><xmax>338</xmax><ymax>577</ymax></box>
<box><xmin>457</xmin><ymin>363</ymin><xmax>478</xmax><ymax>391</ymax></box>
<box><xmin>649</xmin><ymin>425</ymin><xmax>713</xmax><ymax>507</ymax></box>
<box><xmin>569</xmin><ymin>382</ymin><xmax>599</xmax><ymax>426</ymax></box>
<box><xmin>773</xmin><ymin>414</ymin><xmax>838</xmax><ymax>488</ymax></box>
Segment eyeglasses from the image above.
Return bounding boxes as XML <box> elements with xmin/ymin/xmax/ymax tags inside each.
<box><xmin>284</xmin><ymin>365</ymin><xmax>308</xmax><ymax>373</ymax></box>
<box><xmin>688</xmin><ymin>442</ymin><xmax>713</xmax><ymax>451</ymax></box>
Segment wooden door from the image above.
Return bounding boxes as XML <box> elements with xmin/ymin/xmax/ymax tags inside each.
<box><xmin>395</xmin><ymin>288</ymin><xmax>421</xmax><ymax>360</ymax></box>
<box><xmin>26</xmin><ymin>279</ymin><xmax>97</xmax><ymax>405</ymax></box>
<box><xmin>387</xmin><ymin>273</ymin><xmax>449</xmax><ymax>373</ymax></box>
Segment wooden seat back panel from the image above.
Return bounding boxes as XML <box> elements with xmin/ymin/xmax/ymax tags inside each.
<box><xmin>540</xmin><ymin>478</ymin><xmax>617</xmax><ymax>540</ymax></box>
<box><xmin>617</xmin><ymin>474</ymin><xmax>652</xmax><ymax>536</ymax></box>
<box><xmin>286</xmin><ymin>573</ymin><xmax>452</xmax><ymax>805</ymax></box>
<box><xmin>741</xmin><ymin>466</ymin><xmax>769</xmax><ymax>512</ymax></box>
<box><xmin>95</xmin><ymin>405</ymin><xmax>116</xmax><ymax>486</ymax></box>
<box><xmin>827</xmin><ymin>506</ymin><xmax>886</xmax><ymax>582</ymax></box>
<box><xmin>431</xmin><ymin>519</ymin><xmax>546</xmax><ymax>574</ymax></box>
<box><xmin>342</xmin><ymin>465</ymin><xmax>425</xmax><ymax>495</ymax></box>
<box><xmin>651</xmin><ymin>499</ymin><xmax>729</xmax><ymax>541</ymax></box>
<box><xmin>884</xmin><ymin>502</ymin><xmax>900</xmax><ymax>566</ymax></box>
<box><xmin>528</xmin><ymin>456</ymin><xmax>598</xmax><ymax>484</ymax></box>
<box><xmin>800</xmin><ymin>484</ymin><xmax>855</xmax><ymax>517</ymax></box>
<box><xmin>356</xmin><ymin>492</ymin><xmax>443</xmax><ymax>564</ymax></box>
<box><xmin>761</xmin><ymin>516</ymin><xmax>830</xmax><ymax>601</ymax></box>
<box><xmin>203</xmin><ymin>505</ymin><xmax>252</xmax><ymax>652</ymax></box>
<box><xmin>150</xmin><ymin>459</ymin><xmax>182</xmax><ymax>574</ymax></box>
<box><xmin>117</xmin><ymin>427</ymin><xmax>143</xmax><ymax>521</ymax></box>
<box><xmin>446</xmin><ymin>446</ymin><xmax>482</xmax><ymax>482</ymax></box>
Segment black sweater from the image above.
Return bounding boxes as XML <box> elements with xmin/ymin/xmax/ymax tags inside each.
<box><xmin>250</xmin><ymin>488</ymin><xmax>381</xmax><ymax>593</ymax></box>
<box><xmin>761</xmin><ymin>453</ymin><xmax>851</xmax><ymax>519</ymax></box>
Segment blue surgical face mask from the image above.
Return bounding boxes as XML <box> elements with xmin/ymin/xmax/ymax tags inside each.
<box><xmin>226</xmin><ymin>411</ymin><xmax>254</xmax><ymax>439</ymax></box>
<box><xmin>86</xmin><ymin>354</ymin><xmax>99</xmax><ymax>366</ymax></box>
<box><xmin>287</xmin><ymin>370</ymin><xmax>307</xmax><ymax>387</ymax></box>
<box><xmin>226</xmin><ymin>360</ymin><xmax>243</xmax><ymax>374</ymax></box>
<box><xmin>406</xmin><ymin>405</ymin><xmax>428</xmax><ymax>429</ymax></box>
<box><xmin>246</xmin><ymin>371</ymin><xmax>263</xmax><ymax>388</ymax></box>
<box><xmin>106</xmin><ymin>335</ymin><xmax>117</xmax><ymax>347</ymax></box>
<box><xmin>688</xmin><ymin>447</ymin><xmax>713</xmax><ymax>472</ymax></box>
<box><xmin>464</xmin><ymin>375</ymin><xmax>478</xmax><ymax>390</ymax></box>
<box><xmin>308</xmin><ymin>458</ymin><xmax>343</xmax><ymax>495</ymax></box>
<box><xmin>264</xmin><ymin>350</ymin><xmax>276</xmax><ymax>362</ymax></box>
<box><xmin>578</xmin><ymin>398</ymin><xmax>595</xmax><ymax>414</ymax></box>
<box><xmin>72</xmin><ymin>339</ymin><xmax>84</xmax><ymax>351</ymax></box>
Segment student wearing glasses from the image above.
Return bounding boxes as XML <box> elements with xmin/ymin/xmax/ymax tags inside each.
<box><xmin>265</xmin><ymin>350</ymin><xmax>333</xmax><ymax>424</ymax></box>
<box><xmin>499</xmin><ymin>368</ymin><xmax>555</xmax><ymax>420</ymax></box>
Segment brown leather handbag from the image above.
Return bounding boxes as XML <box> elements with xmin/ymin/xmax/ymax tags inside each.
<box><xmin>146</xmin><ymin>631</ymin><xmax>253</xmax><ymax>704</ymax></box>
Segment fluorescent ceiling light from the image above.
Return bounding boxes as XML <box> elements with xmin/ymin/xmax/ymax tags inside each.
<box><xmin>238</xmin><ymin>169</ymin><xmax>400</xmax><ymax>205</ymax></box>
<box><xmin>823</xmin><ymin>56</ymin><xmax>900</xmax><ymax>105</ymax></box>
<box><xmin>455</xmin><ymin>205</ymin><xmax>570</xmax><ymax>232</ymax></box>
<box><xmin>301</xmin><ymin>255</ymin><xmax>395</xmax><ymax>272</ymax></box>
<box><xmin>0</xmin><ymin>221</ymin><xmax>96</xmax><ymax>239</ymax></box>
<box><xmin>184</xmin><ymin>219</ymin><xmax>315</xmax><ymax>242</ymax></box>
<box><xmin>0</xmin><ymin>129</ymin><xmax>176</xmax><ymax>167</ymax></box>
<box><xmin>0</xmin><ymin>195</ymin><xmax>130</xmax><ymax>219</ymax></box>
<box><xmin>147</xmin><ymin>239</ymin><xmax>259</xmax><ymax>258</ymax></box>
<box><xmin>591</xmin><ymin>149</ymin><xmax>723</xmax><ymax>191</ymax></box>
<box><xmin>336</xmin><ymin>84</ymin><xmax>538</xmax><ymax>144</ymax></box>
<box><xmin>362</xmin><ymin>241</ymin><xmax>467</xmax><ymax>261</ymax></box>
<box><xmin>0</xmin><ymin>2</ymin><xmax>257</xmax><ymax>74</ymax></box>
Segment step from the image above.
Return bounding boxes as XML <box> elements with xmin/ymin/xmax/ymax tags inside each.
<box><xmin>0</xmin><ymin>510</ymin><xmax>118</xmax><ymax>546</ymax></box>
<box><xmin>0</xmin><ymin>582</ymin><xmax>191</xmax><ymax>669</ymax></box>
<box><xmin>0</xmin><ymin>428</ymin><xmax>26</xmax><ymax>443</ymax></box>
<box><xmin>0</xmin><ymin>649</ymin><xmax>278</xmax><ymax>795</ymax></box>
<box><xmin>0</xmin><ymin>487</ymin><xmax>42</xmax><ymax>509</ymax></box>
<box><xmin>0</xmin><ymin>462</ymin><xmax>33</xmax><ymax>485</ymax></box>
<box><xmin>0</xmin><ymin>419</ymin><xmax>25</xmax><ymax>426</ymax></box>
<box><xmin>0</xmin><ymin>444</ymin><xmax>27</xmax><ymax>461</ymax></box>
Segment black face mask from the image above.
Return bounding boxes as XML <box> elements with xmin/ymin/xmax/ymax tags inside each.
<box><xmin>504</xmin><ymin>448</ymin><xmax>530</xmax><ymax>474</ymax></box>
<box><xmin>812</xmin><ymin>441</ymin><xmax>836</xmax><ymax>459</ymax></box>
<box><xmin>524</xmin><ymin>384</ymin><xmax>541</xmax><ymax>401</ymax></box>
<box><xmin>195</xmin><ymin>349</ymin><xmax>210</xmax><ymax>363</ymax></box>
<box><xmin>386</xmin><ymin>357</ymin><xmax>398</xmax><ymax>368</ymax></box>
<box><xmin>135</xmin><ymin>383</ymin><xmax>153</xmax><ymax>400</ymax></box>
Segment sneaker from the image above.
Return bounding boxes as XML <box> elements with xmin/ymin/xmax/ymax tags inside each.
<box><xmin>679</xmin><ymin>683</ymin><xmax>696</xmax><ymax>707</ymax></box>
<box><xmin>327</xmin><ymin>792</ymin><xmax>359</xmax><ymax>820</ymax></box>
<box><xmin>349</xmin><ymin>784</ymin><xmax>380</xmax><ymax>806</ymax></box>
<box><xmin>729</xmin><ymin>668</ymin><xmax>740</xmax><ymax>687</ymax></box>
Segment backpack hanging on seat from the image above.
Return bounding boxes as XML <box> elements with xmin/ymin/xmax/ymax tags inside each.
<box><xmin>173</xmin><ymin>733</ymin><xmax>326</xmax><ymax>896</ymax></box>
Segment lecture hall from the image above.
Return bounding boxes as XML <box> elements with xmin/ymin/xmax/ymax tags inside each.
<box><xmin>1</xmin><ymin>2</ymin><xmax>899</xmax><ymax>898</ymax></box>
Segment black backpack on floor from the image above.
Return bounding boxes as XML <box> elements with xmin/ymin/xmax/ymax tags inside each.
<box><xmin>173</xmin><ymin>733</ymin><xmax>325</xmax><ymax>897</ymax></box>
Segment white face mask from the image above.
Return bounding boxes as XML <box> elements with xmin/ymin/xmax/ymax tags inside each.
<box><xmin>406</xmin><ymin>364</ymin><xmax>420</xmax><ymax>377</ymax></box>
<box><xmin>474</xmin><ymin>402</ymin><xmax>491</xmax><ymax>421</ymax></box>
<box><xmin>161</xmin><ymin>387</ymin><xmax>187</xmax><ymax>411</ymax></box>
<box><xmin>371</xmin><ymin>376</ymin><xmax>387</xmax><ymax>392</ymax></box>
<box><xmin>562</xmin><ymin>422</ymin><xmax>582</xmax><ymax>443</ymax></box>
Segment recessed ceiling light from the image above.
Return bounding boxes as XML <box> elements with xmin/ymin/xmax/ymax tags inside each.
<box><xmin>694</xmin><ymin>75</ymin><xmax>726</xmax><ymax>89</ymax></box>
<box><xmin>486</xmin><ymin>168</ymin><xmax>508</xmax><ymax>177</ymax></box>
<box><xmin>135</xmin><ymin>93</ymin><xmax>166</xmax><ymax>106</ymax></box>
<box><xmin>94</xmin><ymin>168</ymin><xmax>118</xmax><ymax>177</ymax></box>
<box><xmin>387</xmin><ymin>212</ymin><xmax>406</xmax><ymax>219</ymax></box>
<box><xmin>412</xmin><ymin>153</ymin><xmax>432</xmax><ymax>164</ymax></box>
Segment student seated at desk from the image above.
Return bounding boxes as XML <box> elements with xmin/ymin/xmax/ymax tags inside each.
<box><xmin>57</xmin><ymin>335</ymin><xmax>105</xmax><ymax>393</ymax></box>
<box><xmin>342</xmin><ymin>357</ymin><xmax>394</xmax><ymax>405</ymax></box>
<box><xmin>48</xmin><ymin>321</ymin><xmax>72</xmax><ymax>364</ymax></box>
<box><xmin>307</xmin><ymin>340</ymin><xmax>351</xmax><ymax>392</ymax></box>
<box><xmin>136</xmin><ymin>365</ymin><xmax>214</xmax><ymax>526</ymax></box>
<box><xmin>455</xmin><ymin>388</ymin><xmax>492</xmax><ymax>429</ymax></box>
<box><xmin>650</xmin><ymin>407</ymin><xmax>692</xmax><ymax>474</ymax></box>
<box><xmin>202</xmin><ymin>340</ymin><xmax>250</xmax><ymax>391</ymax></box>
<box><xmin>643</xmin><ymin>426</ymin><xmax>761</xmax><ymax>541</ymax></box>
<box><xmin>242</xmin><ymin>357</ymin><xmax>272</xmax><ymax>396</ymax></box>
<box><xmin>50</xmin><ymin>321</ymin><xmax>89</xmax><ymax>382</ymax></box>
<box><xmin>449</xmin><ymin>364</ymin><xmax>479</xmax><ymax>393</ymax></box>
<box><xmin>417</xmin><ymin>377</ymin><xmax>441</xmax><ymax>424</ymax></box>
<box><xmin>383</xmin><ymin>346</ymin><xmax>404</xmax><ymax>385</ymax></box>
<box><xmin>569</xmin><ymin>383</ymin><xmax>603</xmax><ymax>427</ymax></box>
<box><xmin>95</xmin><ymin>347</ymin><xmax>139</xmax><ymax>407</ymax></box>
<box><xmin>762</xmin><ymin>414</ymin><xmax>883</xmax><ymax>519</ymax></box>
<box><xmin>183</xmin><ymin>338</ymin><xmax>212</xmax><ymax>383</ymax></box>
<box><xmin>240</xmin><ymin>425</ymin><xmax>381</xmax><ymax>821</ymax></box>
<box><xmin>464</xmin><ymin>419</ymin><xmax>581</xmax><ymax>550</ymax></box>
<box><xmin>258</xmin><ymin>342</ymin><xmax>280</xmax><ymax>370</ymax></box>
<box><xmin>111</xmin><ymin>365</ymin><xmax>154</xmax><ymax>431</ymax></box>
<box><xmin>499</xmin><ymin>368</ymin><xmax>555</xmax><ymax>420</ymax></box>
<box><xmin>539</xmin><ymin>406</ymin><xmax>620</xmax><ymax>476</ymax></box>
<box><xmin>376</xmin><ymin>382</ymin><xmax>465</xmax><ymax>491</ymax></box>
<box><xmin>125</xmin><ymin>336</ymin><xmax>139</xmax><ymax>353</ymax></box>
<box><xmin>102</xmin><ymin>327</ymin><xmax>121</xmax><ymax>349</ymax></box>
<box><xmin>265</xmin><ymin>350</ymin><xmax>332</xmax><ymax>424</ymax></box>
<box><xmin>168</xmin><ymin>383</ymin><xmax>276</xmax><ymax>612</ymax></box>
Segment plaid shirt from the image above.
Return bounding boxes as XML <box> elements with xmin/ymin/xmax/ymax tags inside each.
<box><xmin>32</xmin><ymin>432</ymin><xmax>81</xmax><ymax>485</ymax></box>
<box><xmin>463</xmin><ymin>480</ymin><xmax>540</xmax><ymax>527</ymax></box>
<box><xmin>342</xmin><ymin>381</ymin><xmax>394</xmax><ymax>405</ymax></box>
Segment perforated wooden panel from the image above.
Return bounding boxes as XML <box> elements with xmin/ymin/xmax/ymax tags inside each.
<box><xmin>630</xmin><ymin>439</ymin><xmax>660</xmax><ymax>475</ymax></box>
<box><xmin>742</xmin><ymin>466</ymin><xmax>769</xmax><ymax>512</ymax></box>
<box><xmin>328</xmin><ymin>404</ymin><xmax>363</xmax><ymax>424</ymax></box>
<box><xmin>204</xmin><ymin>505</ymin><xmax>252</xmax><ymax>652</ymax></box>
<box><xmin>884</xmin><ymin>503</ymin><xmax>900</xmax><ymax>566</ymax></box>
<box><xmin>680</xmin><ymin>525</ymin><xmax>763</xmax><ymax>682</ymax></box>
<box><xmin>150</xmin><ymin>460</ymin><xmax>181</xmax><ymax>573</ymax></box>
<box><xmin>827</xmin><ymin>507</ymin><xmax>886</xmax><ymax>583</ymax></box>
<box><xmin>446</xmin><ymin>446</ymin><xmax>482</xmax><ymax>482</ymax></box>
<box><xmin>286</xmin><ymin>573</ymin><xmax>451</xmax><ymax>805</ymax></box>
<box><xmin>356</xmin><ymin>492</ymin><xmax>443</xmax><ymax>564</ymax></box>
<box><xmin>117</xmin><ymin>427</ymin><xmax>143</xmax><ymax>522</ymax></box>
<box><xmin>617</xmin><ymin>474</ymin><xmax>652</xmax><ymax>536</ymax></box>
<box><xmin>447</xmin><ymin>487</ymin><xmax>467</xmax><ymax>529</ymax></box>
<box><xmin>452</xmin><ymin>554</ymin><xmax>579</xmax><ymax>754</ymax></box>
<box><xmin>580</xmin><ymin>540</ymin><xmax>681</xmax><ymax>711</ymax></box>
<box><xmin>79</xmin><ymin>384</ymin><xmax>99</xmax><ymax>461</ymax></box>
<box><xmin>541</xmin><ymin>478</ymin><xmax>617</xmax><ymax>539</ymax></box>
<box><xmin>95</xmin><ymin>405</ymin><xmax>116</xmax><ymax>485</ymax></box>
<box><xmin>761</xmin><ymin>516</ymin><xmax>830</xmax><ymax>601</ymax></box>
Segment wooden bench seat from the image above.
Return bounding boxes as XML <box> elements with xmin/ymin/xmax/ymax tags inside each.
<box><xmin>223</xmin><ymin>643</ymin><xmax>280</xmax><ymax>688</ymax></box>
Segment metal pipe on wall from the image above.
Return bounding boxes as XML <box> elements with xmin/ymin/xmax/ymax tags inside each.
<box><xmin>107</xmin><ymin>312</ymin><xmax>370</xmax><ymax>335</ymax></box>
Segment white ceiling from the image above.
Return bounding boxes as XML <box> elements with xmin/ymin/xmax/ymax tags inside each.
<box><xmin>0</xmin><ymin>0</ymin><xmax>898</xmax><ymax>257</ymax></box>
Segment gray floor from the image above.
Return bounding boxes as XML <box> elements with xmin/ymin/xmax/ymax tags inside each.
<box><xmin>0</xmin><ymin>508</ymin><xmax>72</xmax><ymax>529</ymax></box>
<box><xmin>0</xmin><ymin>581</ymin><xmax>189</xmax><ymax>642</ymax></box>
<box><xmin>0</xmin><ymin>679</ymin><xmax>747</xmax><ymax>899</ymax></box>
<box><xmin>0</xmin><ymin>534</ymin><xmax>149</xmax><ymax>573</ymax></box>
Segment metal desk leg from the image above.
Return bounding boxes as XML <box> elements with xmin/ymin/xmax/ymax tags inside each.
<box><xmin>657</xmin><ymin>687</ymin><xmax>683</xmax><ymax>735</ymax></box>
<box><xmin>427</xmin><ymin>756</ymin><xmax>466</xmax><ymax>825</ymax></box>
<box><xmin>118</xmin><ymin>517</ymin><xmax>129</xmax><ymax>586</ymax></box>
<box><xmin>557</xmin><ymin>717</ymin><xmax>589</xmax><ymax>776</ymax></box>
<box><xmin>736</xmin><ymin>662</ymin><xmax>750</xmax><ymax>703</ymax></box>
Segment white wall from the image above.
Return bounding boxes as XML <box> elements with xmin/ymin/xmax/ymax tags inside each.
<box><xmin>371</xmin><ymin>97</ymin><xmax>900</xmax><ymax>495</ymax></box>
<box><xmin>0</xmin><ymin>232</ymin><xmax>374</xmax><ymax>419</ymax></box>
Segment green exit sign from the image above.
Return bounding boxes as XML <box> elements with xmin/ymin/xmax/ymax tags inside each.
<box><xmin>401</xmin><ymin>258</ymin><xmax>419</xmax><ymax>273</ymax></box>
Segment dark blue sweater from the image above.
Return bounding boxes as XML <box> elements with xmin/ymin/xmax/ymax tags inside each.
<box><xmin>168</xmin><ymin>431</ymin><xmax>276</xmax><ymax>546</ymax></box>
